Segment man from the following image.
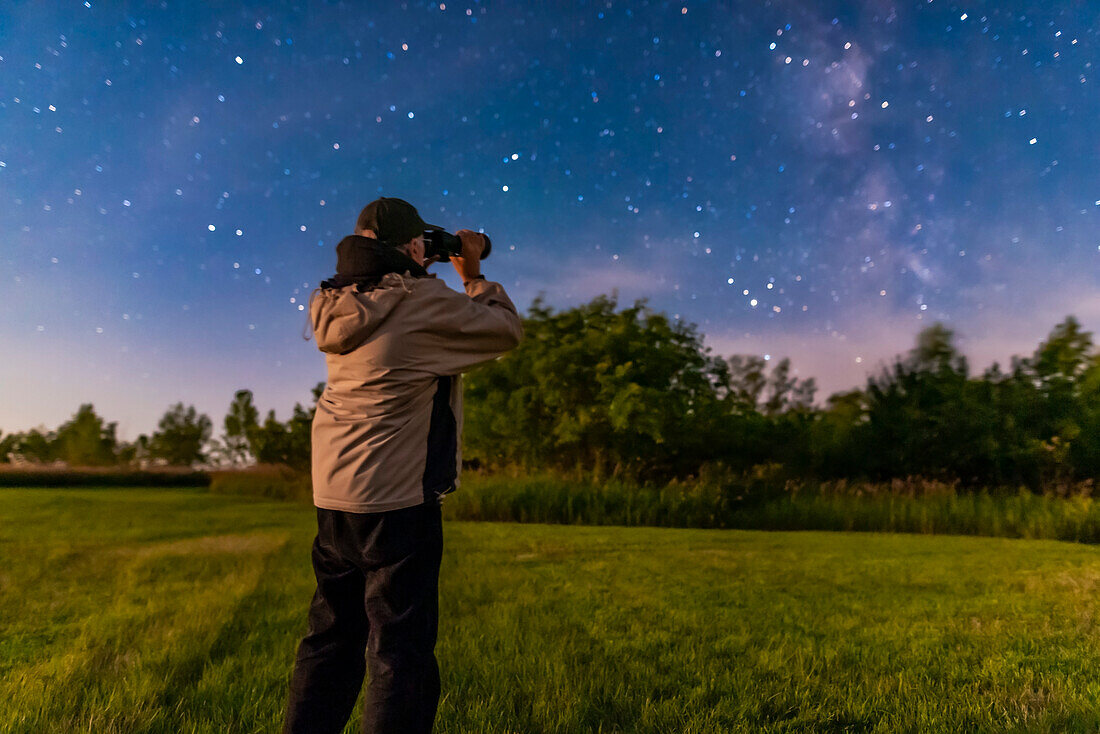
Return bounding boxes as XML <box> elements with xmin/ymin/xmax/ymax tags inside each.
<box><xmin>283</xmin><ymin>197</ymin><xmax>523</xmax><ymax>733</ymax></box>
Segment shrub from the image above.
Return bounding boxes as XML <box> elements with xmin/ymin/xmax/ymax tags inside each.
<box><xmin>0</xmin><ymin>466</ymin><xmax>209</xmax><ymax>488</ymax></box>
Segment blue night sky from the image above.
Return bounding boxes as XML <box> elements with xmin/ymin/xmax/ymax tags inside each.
<box><xmin>2</xmin><ymin>1</ymin><xmax>1098</xmax><ymax>440</ymax></box>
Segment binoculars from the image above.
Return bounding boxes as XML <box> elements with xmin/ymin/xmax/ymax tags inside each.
<box><xmin>423</xmin><ymin>229</ymin><xmax>492</xmax><ymax>261</ymax></box>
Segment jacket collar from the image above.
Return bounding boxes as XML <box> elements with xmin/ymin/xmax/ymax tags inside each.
<box><xmin>322</xmin><ymin>237</ymin><xmax>428</xmax><ymax>289</ymax></box>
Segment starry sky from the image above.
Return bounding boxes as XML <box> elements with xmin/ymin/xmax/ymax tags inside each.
<box><xmin>2</xmin><ymin>1</ymin><xmax>1098</xmax><ymax>440</ymax></box>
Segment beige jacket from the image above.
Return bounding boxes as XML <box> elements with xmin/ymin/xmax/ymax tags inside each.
<box><xmin>309</xmin><ymin>272</ymin><xmax>522</xmax><ymax>512</ymax></box>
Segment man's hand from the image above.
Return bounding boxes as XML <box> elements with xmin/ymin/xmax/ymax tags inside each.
<box><xmin>451</xmin><ymin>229</ymin><xmax>485</xmax><ymax>282</ymax></box>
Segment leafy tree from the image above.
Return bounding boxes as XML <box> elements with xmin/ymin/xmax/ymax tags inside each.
<box><xmin>283</xmin><ymin>385</ymin><xmax>323</xmax><ymax>471</ymax></box>
<box><xmin>148</xmin><ymin>403</ymin><xmax>212</xmax><ymax>467</ymax></box>
<box><xmin>130</xmin><ymin>434</ymin><xmax>152</xmax><ymax>466</ymax></box>
<box><xmin>0</xmin><ymin>431</ymin><xmax>12</xmax><ymax>463</ymax></box>
<box><xmin>222</xmin><ymin>390</ymin><xmax>260</xmax><ymax>466</ymax></box>
<box><xmin>252</xmin><ymin>410</ymin><xmax>291</xmax><ymax>466</ymax></box>
<box><xmin>909</xmin><ymin>322</ymin><xmax>969</xmax><ymax>375</ymax></box>
<box><xmin>53</xmin><ymin>404</ymin><xmax>118</xmax><ymax>466</ymax></box>
<box><xmin>1073</xmin><ymin>351</ymin><xmax>1100</xmax><ymax>479</ymax></box>
<box><xmin>721</xmin><ymin>355</ymin><xmax>816</xmax><ymax>418</ymax></box>
<box><xmin>791</xmin><ymin>377</ymin><xmax>818</xmax><ymax>413</ymax></box>
<box><xmin>857</xmin><ymin>323</ymin><xmax>980</xmax><ymax>482</ymax></box>
<box><xmin>882</xmin><ymin>322</ymin><xmax>975</xmax><ymax>478</ymax></box>
<box><xmin>809</xmin><ymin>390</ymin><xmax>867</xmax><ymax>477</ymax></box>
<box><xmin>824</xmin><ymin>318</ymin><xmax>1100</xmax><ymax>489</ymax></box>
<box><xmin>1030</xmin><ymin>316</ymin><xmax>1093</xmax><ymax>384</ymax></box>
<box><xmin>7</xmin><ymin>428</ymin><xmax>56</xmax><ymax>464</ymax></box>
<box><xmin>116</xmin><ymin>439</ymin><xmax>139</xmax><ymax>466</ymax></box>
<box><xmin>762</xmin><ymin>357</ymin><xmax>817</xmax><ymax>416</ymax></box>
<box><xmin>248</xmin><ymin>383</ymin><xmax>323</xmax><ymax>471</ymax></box>
<box><xmin>464</xmin><ymin>295</ymin><xmax>733</xmax><ymax>480</ymax></box>
<box><xmin>726</xmin><ymin>355</ymin><xmax>768</xmax><ymax>412</ymax></box>
<box><xmin>1021</xmin><ymin>317</ymin><xmax>1095</xmax><ymax>486</ymax></box>
<box><xmin>763</xmin><ymin>358</ymin><xmax>796</xmax><ymax>416</ymax></box>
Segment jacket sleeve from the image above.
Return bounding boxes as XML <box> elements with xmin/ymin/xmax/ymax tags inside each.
<box><xmin>412</xmin><ymin>277</ymin><xmax>524</xmax><ymax>376</ymax></box>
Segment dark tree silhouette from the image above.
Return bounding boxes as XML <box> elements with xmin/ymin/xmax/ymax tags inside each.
<box><xmin>222</xmin><ymin>390</ymin><xmax>260</xmax><ymax>466</ymax></box>
<box><xmin>148</xmin><ymin>404</ymin><xmax>212</xmax><ymax>467</ymax></box>
<box><xmin>54</xmin><ymin>404</ymin><xmax>118</xmax><ymax>466</ymax></box>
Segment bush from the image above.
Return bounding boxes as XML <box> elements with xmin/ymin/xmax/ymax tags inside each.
<box><xmin>208</xmin><ymin>464</ymin><xmax>311</xmax><ymax>501</ymax></box>
<box><xmin>0</xmin><ymin>466</ymin><xmax>209</xmax><ymax>488</ymax></box>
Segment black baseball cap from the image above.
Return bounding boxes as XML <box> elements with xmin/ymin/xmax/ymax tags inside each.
<box><xmin>355</xmin><ymin>197</ymin><xmax>440</xmax><ymax>246</ymax></box>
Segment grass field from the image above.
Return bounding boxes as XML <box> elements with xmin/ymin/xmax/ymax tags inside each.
<box><xmin>4</xmin><ymin>489</ymin><xmax>1100</xmax><ymax>733</ymax></box>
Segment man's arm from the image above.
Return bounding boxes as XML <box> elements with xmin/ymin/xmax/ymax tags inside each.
<box><xmin>412</xmin><ymin>230</ymin><xmax>523</xmax><ymax>375</ymax></box>
<box><xmin>411</xmin><ymin>277</ymin><xmax>522</xmax><ymax>376</ymax></box>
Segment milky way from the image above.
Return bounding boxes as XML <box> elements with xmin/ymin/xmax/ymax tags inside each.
<box><xmin>1</xmin><ymin>1</ymin><xmax>1097</xmax><ymax>437</ymax></box>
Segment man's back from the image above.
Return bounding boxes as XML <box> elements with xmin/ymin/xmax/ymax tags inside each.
<box><xmin>309</xmin><ymin>265</ymin><xmax>522</xmax><ymax>512</ymax></box>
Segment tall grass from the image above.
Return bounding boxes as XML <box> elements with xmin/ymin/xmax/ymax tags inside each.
<box><xmin>447</xmin><ymin>470</ymin><xmax>1100</xmax><ymax>543</ymax></box>
<box><xmin>731</xmin><ymin>490</ymin><xmax>1100</xmax><ymax>542</ymax></box>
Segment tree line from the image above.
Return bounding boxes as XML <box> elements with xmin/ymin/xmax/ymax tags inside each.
<box><xmin>463</xmin><ymin>297</ymin><xmax>1100</xmax><ymax>491</ymax></box>
<box><xmin>4</xmin><ymin>294</ymin><xmax>1098</xmax><ymax>492</ymax></box>
<box><xmin>0</xmin><ymin>385</ymin><xmax>321</xmax><ymax>471</ymax></box>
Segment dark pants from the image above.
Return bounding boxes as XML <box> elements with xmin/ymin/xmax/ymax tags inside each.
<box><xmin>283</xmin><ymin>500</ymin><xmax>443</xmax><ymax>734</ymax></box>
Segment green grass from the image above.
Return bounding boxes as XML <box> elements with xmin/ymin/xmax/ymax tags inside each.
<box><xmin>5</xmin><ymin>488</ymin><xmax>1100</xmax><ymax>732</ymax></box>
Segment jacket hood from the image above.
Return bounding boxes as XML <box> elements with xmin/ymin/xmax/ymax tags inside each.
<box><xmin>310</xmin><ymin>272</ymin><xmax>417</xmax><ymax>354</ymax></box>
<box><xmin>310</xmin><ymin>235</ymin><xmax>431</xmax><ymax>354</ymax></box>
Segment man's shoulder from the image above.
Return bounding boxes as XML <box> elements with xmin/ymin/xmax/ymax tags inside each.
<box><xmin>411</xmin><ymin>274</ymin><xmax>463</xmax><ymax>297</ymax></box>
